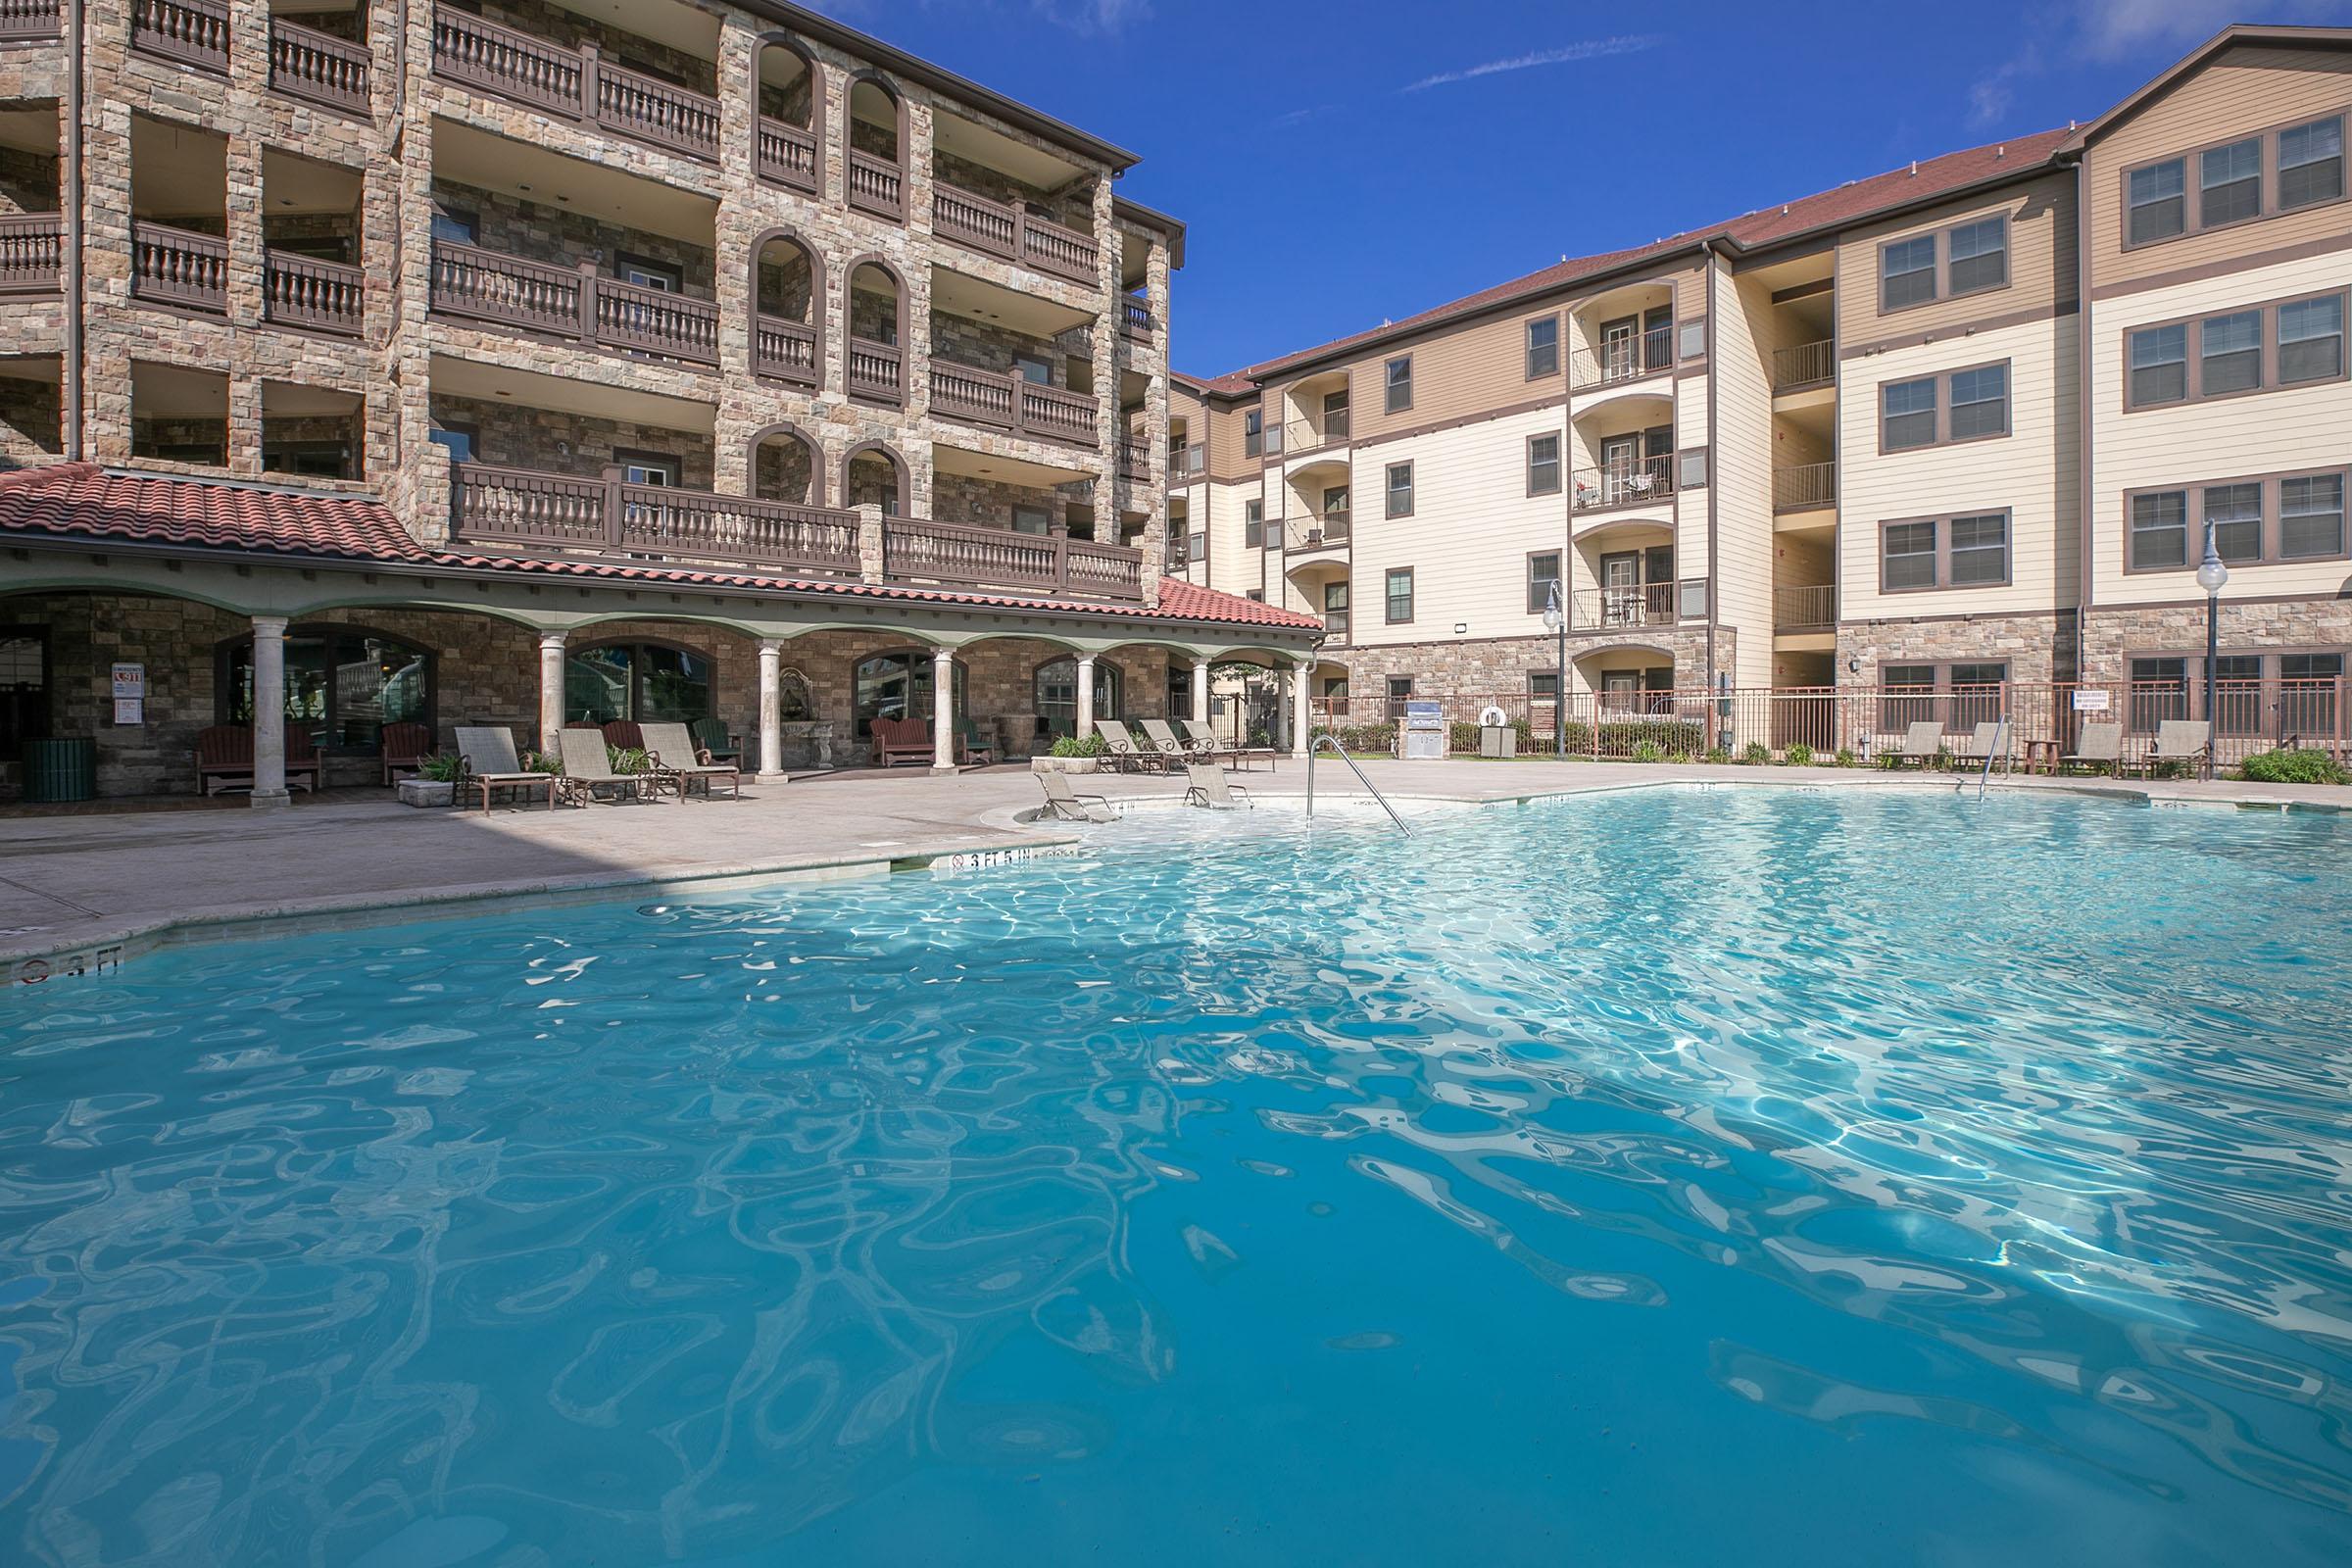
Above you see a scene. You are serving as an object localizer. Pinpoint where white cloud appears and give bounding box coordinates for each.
[1401,35,1665,94]
[1970,0,2352,126]
[1030,0,1152,33]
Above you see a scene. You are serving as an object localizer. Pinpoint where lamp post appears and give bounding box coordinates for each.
[2195,522,2230,781]
[1542,581,1566,757]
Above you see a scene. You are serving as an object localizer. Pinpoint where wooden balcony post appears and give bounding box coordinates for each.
[577,40,600,125]
[601,465,625,551]
[577,260,600,343]
[1050,532,1069,595]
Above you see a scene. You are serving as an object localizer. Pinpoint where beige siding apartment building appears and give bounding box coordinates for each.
[1169,24,2352,751]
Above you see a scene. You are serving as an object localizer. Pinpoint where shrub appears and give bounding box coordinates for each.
[1782,743,1814,768]
[1739,742,1772,766]
[1835,747,1858,768]
[610,745,652,774]
[1049,732,1108,759]
[2239,747,2351,786]
[1703,746,1730,764]
[1629,739,1665,764]
[1311,722,1396,754]
[1449,718,1536,754]
[526,751,563,775]
[416,753,465,784]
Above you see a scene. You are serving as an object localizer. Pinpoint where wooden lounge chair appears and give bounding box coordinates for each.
[639,722,742,800]
[691,716,740,764]
[1036,770,1113,822]
[379,721,432,786]
[600,719,645,753]
[1184,717,1276,770]
[453,725,557,811]
[1140,717,1210,766]
[1895,720,1946,769]
[194,723,321,796]
[958,716,996,766]
[557,727,655,804]
[1950,721,2010,773]
[1182,761,1253,809]
[870,715,932,767]
[2142,719,2212,776]
[1093,719,1160,772]
[2060,721,2126,775]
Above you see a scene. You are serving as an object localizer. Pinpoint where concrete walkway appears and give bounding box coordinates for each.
[2,758,2344,976]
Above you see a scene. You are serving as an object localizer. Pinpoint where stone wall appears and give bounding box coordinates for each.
[261,209,360,263]
[433,179,715,299]
[0,143,57,214]
[929,309,1066,386]
[1836,612,2074,687]
[2082,602,2352,683]
[932,471,1058,531]
[1321,629,1715,697]
[471,0,716,93]
[0,372,61,466]
[431,394,715,489]
[932,148,1091,236]
[752,434,815,503]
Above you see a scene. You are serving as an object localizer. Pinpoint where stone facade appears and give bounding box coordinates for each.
[1836,612,2075,687]
[2082,602,2352,683]
[433,394,717,490]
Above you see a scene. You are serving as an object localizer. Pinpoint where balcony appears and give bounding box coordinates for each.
[129,221,227,315]
[1167,442,1202,481]
[1285,511,1348,554]
[753,314,818,386]
[264,251,365,336]
[1774,583,1837,633]
[452,463,862,576]
[930,362,1097,448]
[1118,437,1147,479]
[431,6,720,164]
[757,117,818,194]
[269,19,369,114]
[848,150,903,220]
[848,338,902,404]
[1570,582,1679,630]
[0,213,62,295]
[0,0,58,40]
[1773,461,1836,514]
[883,516,1144,602]
[931,181,1100,286]
[1120,296,1152,342]
[132,0,227,74]
[1282,412,1348,453]
[1322,609,1349,641]
[1570,454,1675,514]
[429,241,717,367]
[1773,340,1834,393]
[1569,326,1673,392]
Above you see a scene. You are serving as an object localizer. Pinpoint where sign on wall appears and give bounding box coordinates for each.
[2072,689,2112,712]
[111,662,146,726]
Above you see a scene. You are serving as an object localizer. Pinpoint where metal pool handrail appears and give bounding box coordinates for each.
[1977,716,2008,802]
[1306,734,1412,837]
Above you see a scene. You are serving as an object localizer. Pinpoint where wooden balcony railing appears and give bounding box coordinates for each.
[129,220,227,314]
[429,241,716,366]
[1118,438,1147,478]
[756,116,819,193]
[0,0,60,41]
[131,0,228,73]
[0,213,63,294]
[1569,326,1675,391]
[1569,581,1679,630]
[1285,511,1349,552]
[1773,339,1834,392]
[882,516,1144,603]
[928,178,1098,282]
[753,314,818,386]
[848,150,904,220]
[1121,296,1152,342]
[847,336,903,404]
[1773,460,1836,513]
[1570,454,1675,513]
[269,19,369,114]
[431,5,719,162]
[929,362,1098,448]
[1020,212,1097,284]
[1774,583,1837,633]
[451,463,863,576]
[264,250,365,336]
[1282,411,1348,452]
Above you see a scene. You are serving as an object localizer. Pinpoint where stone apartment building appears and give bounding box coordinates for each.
[0,0,1321,799]
[1167,24,2352,753]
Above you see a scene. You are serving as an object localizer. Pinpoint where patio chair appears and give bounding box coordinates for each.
[691,716,741,764]
[1093,718,1161,772]
[1950,721,2010,773]
[870,715,932,767]
[1140,717,1211,765]
[1896,720,1947,769]
[2060,721,2126,775]
[1182,761,1253,810]
[557,727,655,805]
[2142,719,2212,776]
[194,723,321,796]
[379,721,433,786]
[1185,717,1278,771]
[1036,770,1113,822]
[599,719,646,753]
[453,725,558,811]
[958,716,997,766]
[639,722,742,800]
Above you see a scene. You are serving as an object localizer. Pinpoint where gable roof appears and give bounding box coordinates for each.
[2057,24,2352,155]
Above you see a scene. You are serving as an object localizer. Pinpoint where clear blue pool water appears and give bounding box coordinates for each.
[3,787,2352,1566]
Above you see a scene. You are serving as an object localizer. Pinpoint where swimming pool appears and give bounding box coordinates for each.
[3,787,2350,1566]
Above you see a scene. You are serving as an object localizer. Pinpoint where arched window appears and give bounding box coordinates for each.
[749,422,823,506]
[218,623,432,754]
[752,36,822,195]
[1035,656,1120,740]
[855,649,963,739]
[750,233,822,386]
[565,640,713,725]
[843,441,906,516]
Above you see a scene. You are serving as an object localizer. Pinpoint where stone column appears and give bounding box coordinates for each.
[758,639,785,781]
[537,632,566,755]
[1191,660,1210,724]
[1076,654,1098,738]
[1293,659,1313,759]
[250,615,289,808]
[931,645,957,772]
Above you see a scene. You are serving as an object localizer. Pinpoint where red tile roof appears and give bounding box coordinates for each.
[0,464,1322,632]
[1183,127,2073,395]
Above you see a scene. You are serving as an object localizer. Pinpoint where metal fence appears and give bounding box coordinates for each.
[1308,680,2351,768]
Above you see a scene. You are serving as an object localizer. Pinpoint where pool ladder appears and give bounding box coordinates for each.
[1305,735,1412,837]
[1975,717,2008,803]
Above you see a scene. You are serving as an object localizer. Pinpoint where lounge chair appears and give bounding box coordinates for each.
[691,715,740,764]
[1896,720,1947,769]
[194,723,321,795]
[639,722,742,800]
[1140,717,1210,766]
[1036,770,1113,822]
[453,725,558,811]
[1093,719,1160,772]
[2142,719,2212,776]
[2060,721,2126,775]
[600,719,645,753]
[1950,721,2010,773]
[557,727,655,804]
[1182,761,1253,809]
[870,715,931,767]
[958,716,996,766]
[380,721,432,786]
[1184,717,1276,770]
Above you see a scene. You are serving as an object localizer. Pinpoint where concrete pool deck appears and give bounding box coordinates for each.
[3,758,2345,979]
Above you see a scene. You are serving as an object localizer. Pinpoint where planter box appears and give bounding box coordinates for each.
[1030,756,1101,775]
[396,777,456,808]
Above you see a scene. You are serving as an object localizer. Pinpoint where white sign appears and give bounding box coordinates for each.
[112,699,143,725]
[111,663,145,701]
[2072,689,2112,711]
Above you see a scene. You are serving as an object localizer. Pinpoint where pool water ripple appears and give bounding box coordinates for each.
[2,789,2351,1564]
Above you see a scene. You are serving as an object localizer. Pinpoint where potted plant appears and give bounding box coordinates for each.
[1032,732,1108,774]
[397,752,463,808]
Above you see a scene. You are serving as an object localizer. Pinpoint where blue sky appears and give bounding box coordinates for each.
[811,1,2352,376]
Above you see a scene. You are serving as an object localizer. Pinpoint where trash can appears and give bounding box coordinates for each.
[22,736,96,804]
[1480,724,1517,760]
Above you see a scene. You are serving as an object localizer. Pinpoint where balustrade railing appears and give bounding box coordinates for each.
[1118,438,1148,478]
[928,361,1098,447]
[0,213,62,294]
[429,241,715,365]
[431,4,718,161]
[882,516,1144,602]
[753,314,818,385]
[848,150,904,219]
[129,220,227,314]
[1121,296,1152,341]
[847,336,903,403]
[131,0,228,72]
[756,116,819,192]
[451,463,861,576]
[0,0,57,40]
[928,179,1100,283]
[264,250,365,336]
[268,19,369,112]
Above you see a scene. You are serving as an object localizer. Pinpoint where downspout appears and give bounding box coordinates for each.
[62,0,83,460]
[1702,241,1720,693]
[2071,154,2092,681]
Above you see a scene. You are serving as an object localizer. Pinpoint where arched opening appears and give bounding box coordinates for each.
[846,258,905,404]
[753,36,821,194]
[749,422,823,507]
[843,442,906,516]
[846,74,905,220]
[565,638,715,727]
[751,230,822,386]
[217,621,433,755]
[1034,655,1121,741]
[853,647,962,739]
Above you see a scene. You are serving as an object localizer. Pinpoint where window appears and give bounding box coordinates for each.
[2199,137,2262,226]
[1244,409,1262,457]
[1527,433,1561,495]
[430,208,476,246]
[1386,461,1413,517]
[1882,519,1938,591]
[1527,552,1560,614]
[1034,656,1118,740]
[1878,511,2009,592]
[1882,376,1937,450]
[1245,589,1265,602]
[1244,499,1263,549]
[1525,316,1559,379]
[855,650,964,739]
[2283,474,2345,559]
[1948,513,2009,584]
[1880,662,2008,730]
[1881,234,1936,311]
[1947,364,2008,440]
[2278,294,2343,383]
[1528,670,1560,702]
[1947,218,2007,295]
[428,423,476,465]
[1386,567,1414,623]
[2281,652,2344,738]
[1012,355,1052,386]
[2130,323,2188,406]
[1385,676,1414,719]
[1188,529,1206,565]
[2130,489,2189,570]
[1384,356,1412,414]
[1010,505,1051,535]
[2278,115,2344,210]
[615,253,682,293]
[2200,310,2262,395]
[2128,158,2186,244]
[2203,483,2263,563]
[1322,580,1349,636]
[221,625,431,754]
[2128,657,2190,734]
[1880,663,1938,729]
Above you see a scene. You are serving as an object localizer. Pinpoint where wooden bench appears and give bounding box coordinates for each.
[870,715,932,767]
[195,723,322,795]
[380,721,432,785]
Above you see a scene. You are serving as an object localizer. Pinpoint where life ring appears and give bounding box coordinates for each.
[1477,706,1508,727]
